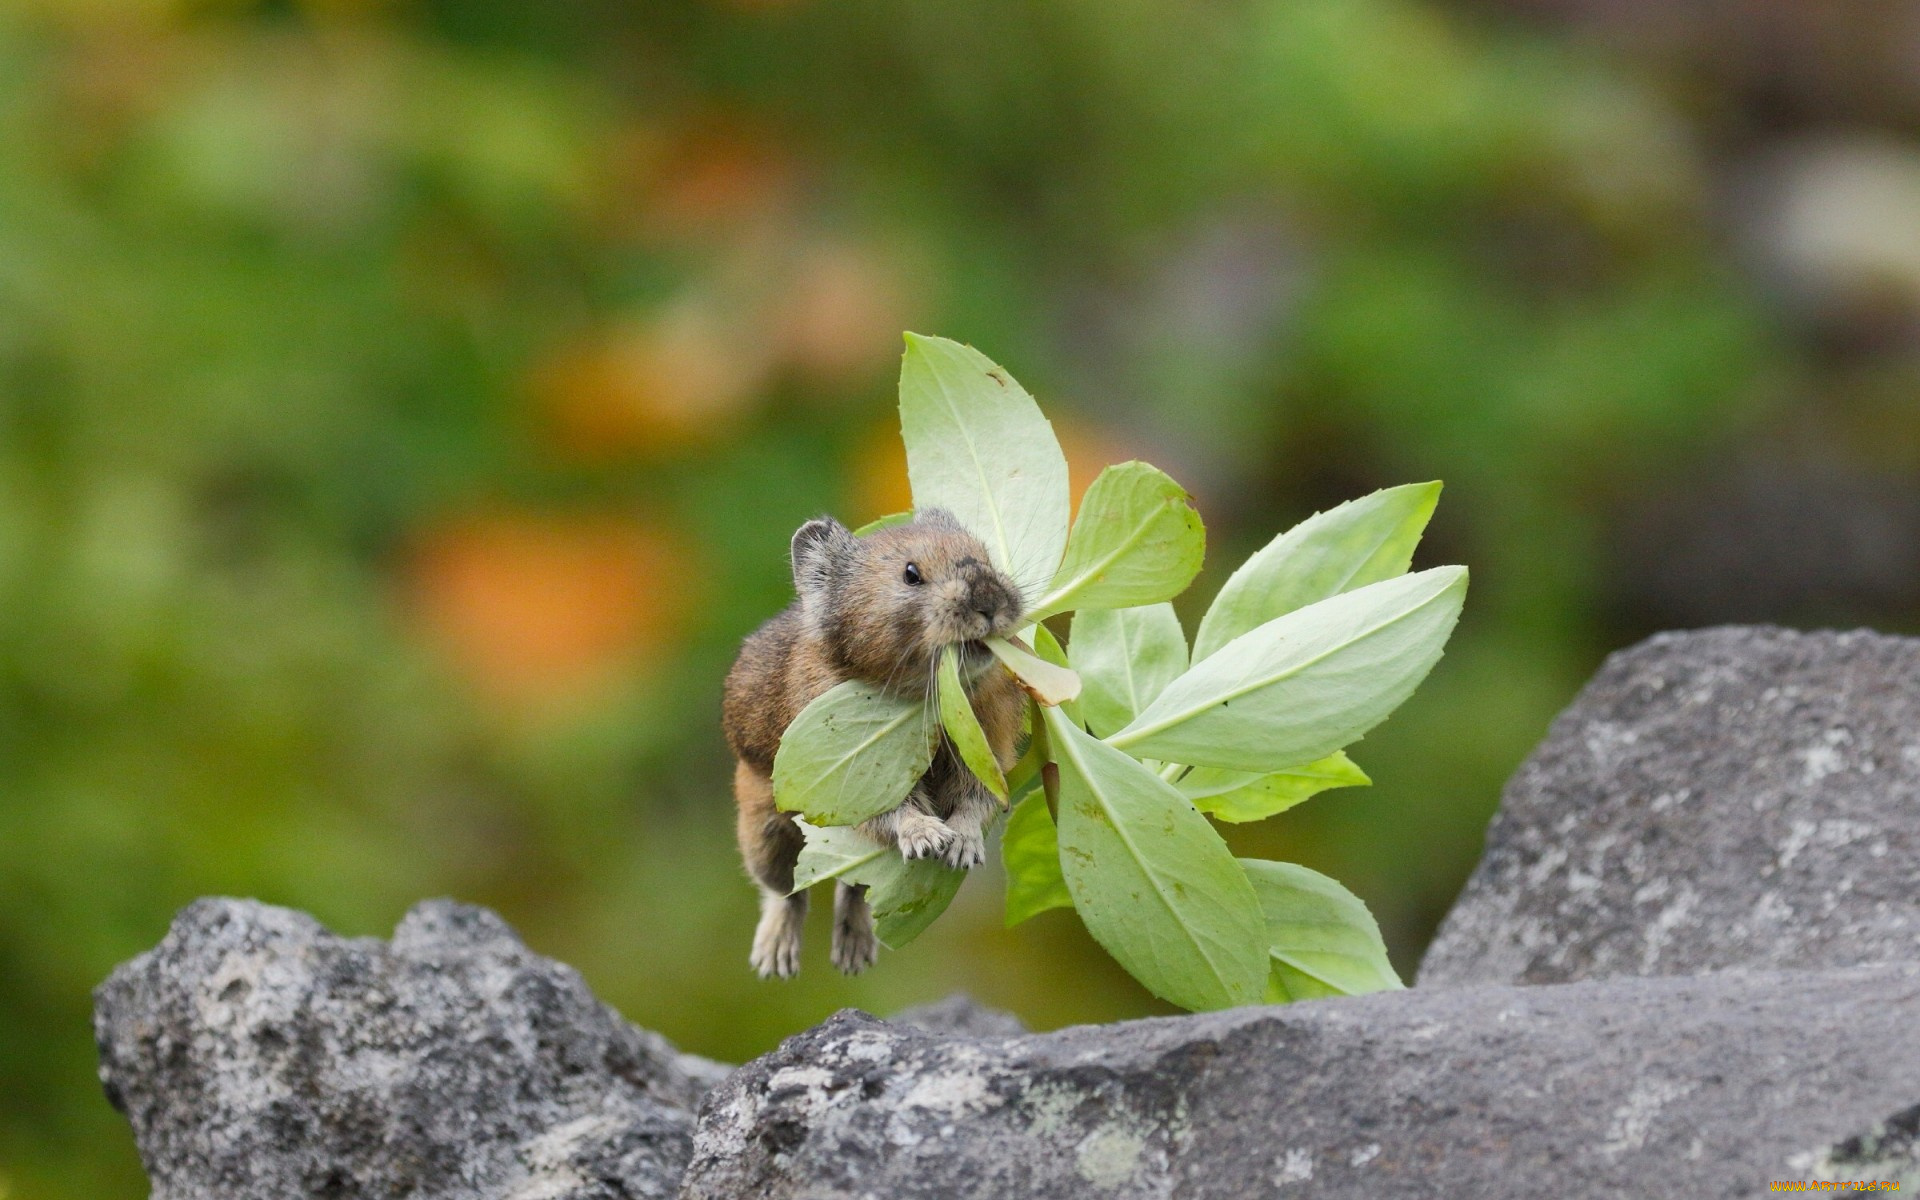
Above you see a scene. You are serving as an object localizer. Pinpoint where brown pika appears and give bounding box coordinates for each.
[722,509,1027,979]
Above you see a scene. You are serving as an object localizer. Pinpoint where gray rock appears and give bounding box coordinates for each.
[1420,626,1920,987]
[888,994,1027,1038]
[101,626,1920,1198]
[94,897,728,1200]
[1791,1103,1920,1189]
[681,963,1920,1200]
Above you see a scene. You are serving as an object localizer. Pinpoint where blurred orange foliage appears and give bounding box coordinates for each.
[406,512,694,708]
[645,123,796,240]
[531,303,771,458]
[774,241,909,385]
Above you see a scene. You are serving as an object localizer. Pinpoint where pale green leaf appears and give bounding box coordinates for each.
[1266,961,1343,1002]
[1070,603,1188,739]
[1028,621,1071,669]
[851,511,912,537]
[1030,462,1204,620]
[899,333,1070,598]
[938,645,1007,801]
[1001,791,1072,926]
[1025,623,1082,724]
[870,861,968,948]
[1179,752,1370,823]
[772,680,937,825]
[791,821,967,948]
[986,635,1081,706]
[790,819,889,892]
[1193,482,1441,663]
[1046,706,1267,1011]
[1109,567,1467,773]
[1240,858,1403,998]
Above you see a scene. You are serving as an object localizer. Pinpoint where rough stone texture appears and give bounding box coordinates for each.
[99,625,1920,1199]
[1420,626,1920,987]
[887,994,1027,1038]
[94,897,727,1200]
[683,963,1920,1200]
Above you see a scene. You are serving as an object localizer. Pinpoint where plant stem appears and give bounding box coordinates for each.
[1029,698,1059,821]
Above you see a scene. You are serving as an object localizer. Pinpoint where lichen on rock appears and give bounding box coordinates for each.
[1421,626,1920,986]
[91,627,1920,1200]
[94,897,725,1200]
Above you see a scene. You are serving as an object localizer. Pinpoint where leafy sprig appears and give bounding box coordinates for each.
[772,333,1466,1011]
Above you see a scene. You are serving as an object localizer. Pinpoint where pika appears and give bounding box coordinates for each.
[723,509,1027,978]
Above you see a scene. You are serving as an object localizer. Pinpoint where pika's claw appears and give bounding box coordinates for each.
[832,881,879,974]
[750,925,801,979]
[750,892,805,979]
[895,809,957,861]
[750,942,799,980]
[941,826,987,870]
[832,914,879,974]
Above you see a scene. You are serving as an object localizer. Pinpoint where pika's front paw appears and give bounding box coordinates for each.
[941,826,987,870]
[895,810,956,862]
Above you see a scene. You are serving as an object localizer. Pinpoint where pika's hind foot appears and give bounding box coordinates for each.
[831,882,879,975]
[749,888,806,979]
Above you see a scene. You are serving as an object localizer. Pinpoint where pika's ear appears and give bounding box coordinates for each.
[791,517,855,599]
[916,507,963,531]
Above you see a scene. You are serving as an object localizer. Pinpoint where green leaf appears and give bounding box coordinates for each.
[1070,603,1188,739]
[792,821,967,948]
[899,333,1070,598]
[870,862,968,948]
[1109,567,1466,773]
[1025,623,1082,724]
[1192,482,1441,663]
[851,511,913,537]
[1266,962,1343,1003]
[1179,753,1370,823]
[772,680,937,826]
[1240,858,1403,998]
[1030,462,1205,620]
[986,635,1082,706]
[1001,791,1072,926]
[1029,621,1071,669]
[938,645,1008,801]
[1005,699,1043,795]
[1045,705,1267,1011]
[790,819,889,891]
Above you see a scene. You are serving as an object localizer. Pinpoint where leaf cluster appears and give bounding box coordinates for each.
[774,334,1466,1011]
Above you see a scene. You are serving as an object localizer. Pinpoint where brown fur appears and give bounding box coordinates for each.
[722,510,1028,978]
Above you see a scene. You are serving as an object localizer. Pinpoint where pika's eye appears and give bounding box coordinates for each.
[903,562,923,586]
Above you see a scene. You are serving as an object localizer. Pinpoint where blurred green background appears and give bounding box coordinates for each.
[7,0,1920,1192]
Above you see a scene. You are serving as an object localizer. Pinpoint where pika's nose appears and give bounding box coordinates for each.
[959,563,1021,634]
[966,582,1012,631]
